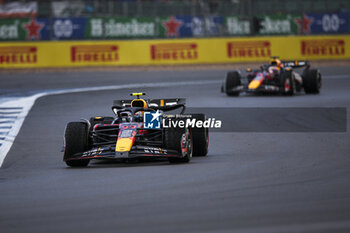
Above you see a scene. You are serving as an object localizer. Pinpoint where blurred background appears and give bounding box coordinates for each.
[0,0,349,41]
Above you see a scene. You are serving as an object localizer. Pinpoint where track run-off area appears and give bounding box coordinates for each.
[0,66,350,233]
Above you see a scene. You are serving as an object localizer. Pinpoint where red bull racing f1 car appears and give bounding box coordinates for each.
[63,93,209,167]
[222,57,321,96]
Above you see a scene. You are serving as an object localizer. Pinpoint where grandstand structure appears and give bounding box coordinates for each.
[27,0,350,17]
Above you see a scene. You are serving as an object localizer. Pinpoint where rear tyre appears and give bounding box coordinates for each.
[280,71,295,96]
[164,120,192,163]
[303,69,321,94]
[64,122,90,167]
[189,114,209,157]
[225,71,241,96]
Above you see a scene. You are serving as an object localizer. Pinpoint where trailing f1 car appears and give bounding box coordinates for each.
[63,93,209,167]
[221,57,321,96]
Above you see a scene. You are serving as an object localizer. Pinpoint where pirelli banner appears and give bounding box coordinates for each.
[0,35,349,68]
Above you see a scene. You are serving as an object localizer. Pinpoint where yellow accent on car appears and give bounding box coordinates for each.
[95,117,102,119]
[160,99,164,106]
[270,58,283,67]
[248,80,261,89]
[131,99,148,108]
[131,92,145,96]
[115,138,134,152]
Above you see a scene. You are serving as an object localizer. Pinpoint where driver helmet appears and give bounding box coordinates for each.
[131,99,148,108]
[270,58,284,69]
[119,111,132,122]
[131,99,148,122]
[134,111,143,122]
[268,66,279,78]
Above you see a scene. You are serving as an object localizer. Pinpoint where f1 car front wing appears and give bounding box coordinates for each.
[64,145,182,161]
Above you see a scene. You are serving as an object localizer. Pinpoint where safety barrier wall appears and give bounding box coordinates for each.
[0,35,349,68]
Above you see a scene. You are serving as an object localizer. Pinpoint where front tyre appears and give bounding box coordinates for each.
[303,69,321,94]
[164,122,192,163]
[189,114,209,157]
[225,71,241,96]
[64,122,90,167]
[280,71,295,96]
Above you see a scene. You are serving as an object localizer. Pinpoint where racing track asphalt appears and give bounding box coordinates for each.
[0,66,350,233]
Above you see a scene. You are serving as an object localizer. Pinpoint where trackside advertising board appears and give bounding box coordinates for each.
[52,18,87,40]
[85,17,156,39]
[1,13,348,41]
[255,14,300,35]
[0,18,50,41]
[0,35,349,68]
[302,13,349,34]
[158,16,224,38]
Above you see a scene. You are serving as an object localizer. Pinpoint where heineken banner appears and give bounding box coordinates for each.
[85,17,155,38]
[52,18,87,40]
[158,16,224,38]
[85,17,104,38]
[0,18,50,41]
[0,14,349,41]
[256,15,299,35]
[298,13,349,34]
[226,16,250,35]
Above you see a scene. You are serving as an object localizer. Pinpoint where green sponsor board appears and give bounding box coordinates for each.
[0,19,26,40]
[158,17,170,38]
[0,18,49,40]
[105,17,155,38]
[225,16,250,35]
[85,17,155,38]
[258,14,299,35]
[85,17,104,38]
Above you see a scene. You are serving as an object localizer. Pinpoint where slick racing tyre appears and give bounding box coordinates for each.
[189,114,209,157]
[280,71,295,96]
[64,122,90,167]
[225,71,241,96]
[302,69,321,94]
[164,120,192,163]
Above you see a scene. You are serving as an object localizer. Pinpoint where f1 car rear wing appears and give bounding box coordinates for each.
[113,98,186,108]
[149,98,186,107]
[282,60,310,69]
